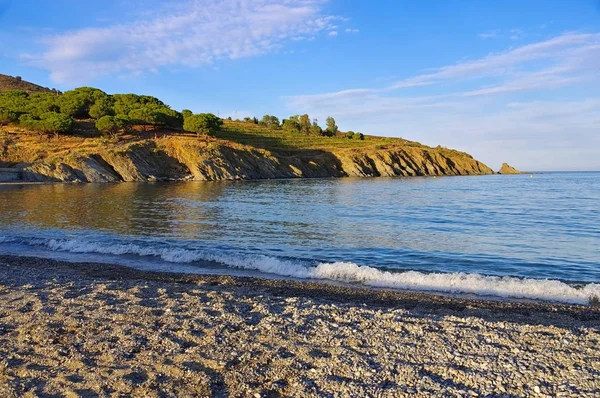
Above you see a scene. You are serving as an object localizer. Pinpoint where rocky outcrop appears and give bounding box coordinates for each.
[3,139,494,183]
[498,163,520,175]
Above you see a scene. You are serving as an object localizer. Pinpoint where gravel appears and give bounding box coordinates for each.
[0,255,599,397]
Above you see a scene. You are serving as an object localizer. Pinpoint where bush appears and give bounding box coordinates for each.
[96,115,131,137]
[89,96,115,119]
[20,113,74,137]
[0,108,18,127]
[182,109,193,120]
[26,92,60,118]
[39,113,74,136]
[0,90,29,113]
[345,131,355,139]
[183,113,222,137]
[353,132,364,140]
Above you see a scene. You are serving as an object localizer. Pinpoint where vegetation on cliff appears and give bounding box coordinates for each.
[0,75,494,182]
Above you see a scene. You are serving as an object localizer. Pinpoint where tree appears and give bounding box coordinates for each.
[25,92,60,117]
[129,107,162,129]
[183,113,223,137]
[0,108,18,128]
[310,123,323,136]
[96,116,119,137]
[89,96,115,119]
[325,116,338,136]
[260,115,280,128]
[182,109,193,120]
[0,90,29,113]
[299,114,311,134]
[59,87,108,118]
[38,113,74,137]
[20,113,74,138]
[282,117,300,133]
[96,115,132,137]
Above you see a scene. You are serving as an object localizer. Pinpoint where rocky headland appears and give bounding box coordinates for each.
[0,130,494,183]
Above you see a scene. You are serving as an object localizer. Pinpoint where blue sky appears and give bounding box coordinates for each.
[1,0,599,171]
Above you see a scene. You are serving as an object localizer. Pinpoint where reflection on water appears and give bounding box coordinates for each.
[1,173,599,282]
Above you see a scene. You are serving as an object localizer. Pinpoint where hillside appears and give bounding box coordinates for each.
[0,123,493,182]
[0,74,55,94]
[0,77,494,182]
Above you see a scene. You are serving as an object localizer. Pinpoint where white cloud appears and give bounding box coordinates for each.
[478,30,499,39]
[29,0,339,83]
[285,32,600,170]
[345,28,359,33]
[328,31,338,37]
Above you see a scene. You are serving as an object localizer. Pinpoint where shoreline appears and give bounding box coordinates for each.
[2,255,600,396]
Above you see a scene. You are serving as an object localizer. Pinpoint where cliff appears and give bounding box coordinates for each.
[0,126,494,183]
[498,163,520,175]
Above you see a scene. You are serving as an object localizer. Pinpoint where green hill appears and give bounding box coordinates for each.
[0,76,494,182]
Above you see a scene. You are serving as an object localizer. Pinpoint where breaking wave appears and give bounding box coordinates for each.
[1,236,599,305]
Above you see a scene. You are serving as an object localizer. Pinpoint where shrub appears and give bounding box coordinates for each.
[182,109,193,120]
[20,112,74,137]
[39,113,74,136]
[96,115,131,137]
[345,131,355,139]
[0,108,18,128]
[353,132,365,140]
[89,96,115,119]
[0,90,29,113]
[26,92,60,117]
[183,113,223,137]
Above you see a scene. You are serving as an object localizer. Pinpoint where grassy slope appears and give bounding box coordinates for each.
[0,74,476,164]
[1,119,476,168]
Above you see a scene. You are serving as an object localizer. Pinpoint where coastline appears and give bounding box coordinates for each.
[1,255,599,396]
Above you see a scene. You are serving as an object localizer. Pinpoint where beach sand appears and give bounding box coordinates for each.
[0,255,599,397]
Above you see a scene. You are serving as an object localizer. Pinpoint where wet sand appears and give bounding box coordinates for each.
[1,255,599,397]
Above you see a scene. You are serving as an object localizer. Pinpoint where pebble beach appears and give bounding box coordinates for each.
[1,255,599,397]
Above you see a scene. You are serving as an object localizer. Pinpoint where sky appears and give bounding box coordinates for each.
[1,0,599,171]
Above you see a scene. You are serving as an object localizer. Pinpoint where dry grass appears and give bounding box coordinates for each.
[0,74,52,94]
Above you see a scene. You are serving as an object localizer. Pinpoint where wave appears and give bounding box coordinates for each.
[1,236,599,305]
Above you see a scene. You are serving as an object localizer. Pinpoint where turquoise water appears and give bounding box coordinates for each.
[1,172,599,304]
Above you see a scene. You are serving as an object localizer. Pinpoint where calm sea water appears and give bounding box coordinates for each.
[1,173,599,304]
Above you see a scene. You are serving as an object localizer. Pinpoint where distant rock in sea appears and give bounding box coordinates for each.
[498,163,520,174]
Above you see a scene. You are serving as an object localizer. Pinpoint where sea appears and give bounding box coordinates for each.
[1,172,599,305]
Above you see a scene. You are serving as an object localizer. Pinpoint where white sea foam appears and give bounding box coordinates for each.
[4,237,600,305]
[310,262,600,305]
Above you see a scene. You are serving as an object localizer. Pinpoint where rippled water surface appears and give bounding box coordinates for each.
[1,173,599,304]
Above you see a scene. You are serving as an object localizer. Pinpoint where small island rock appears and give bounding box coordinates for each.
[498,163,520,174]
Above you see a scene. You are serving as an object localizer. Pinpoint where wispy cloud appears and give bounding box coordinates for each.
[27,0,339,83]
[328,31,338,37]
[478,29,500,39]
[286,32,600,170]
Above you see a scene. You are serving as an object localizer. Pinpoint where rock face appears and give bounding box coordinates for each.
[498,163,520,175]
[3,139,494,183]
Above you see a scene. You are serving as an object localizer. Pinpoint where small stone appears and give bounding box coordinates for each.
[534,386,541,394]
